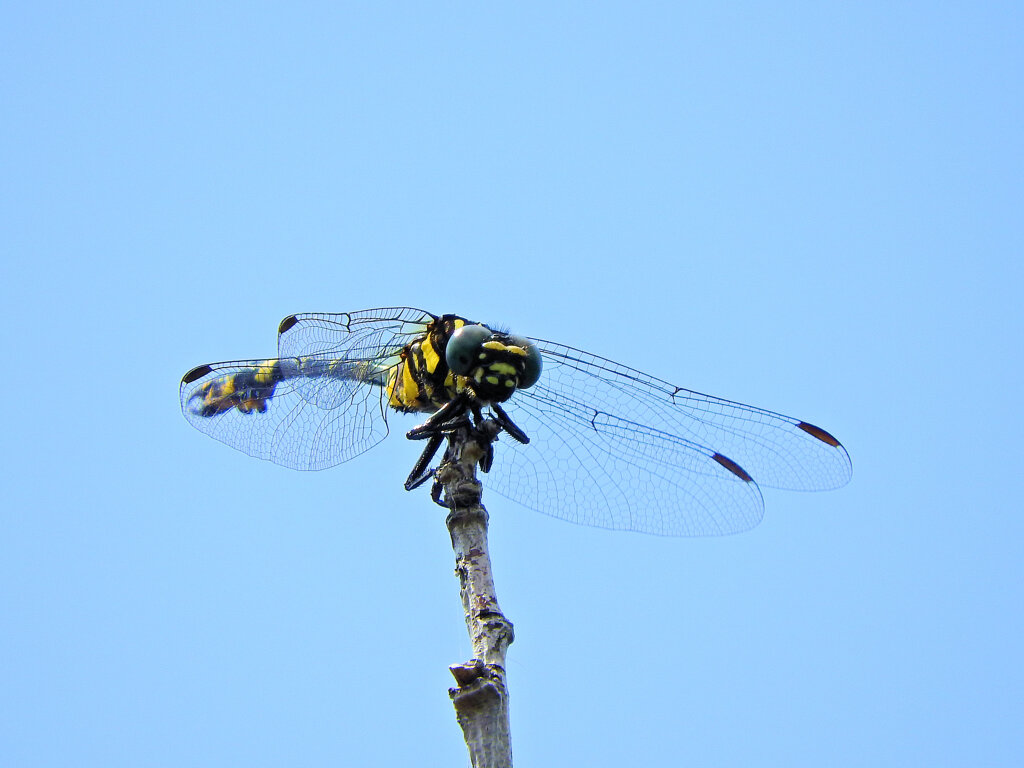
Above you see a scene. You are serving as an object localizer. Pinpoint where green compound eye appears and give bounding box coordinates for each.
[512,335,542,389]
[446,324,492,374]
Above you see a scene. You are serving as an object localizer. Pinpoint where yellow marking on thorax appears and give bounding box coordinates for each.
[386,357,421,410]
[431,319,467,374]
[386,367,402,408]
[401,357,418,401]
[422,335,442,373]
[386,319,469,412]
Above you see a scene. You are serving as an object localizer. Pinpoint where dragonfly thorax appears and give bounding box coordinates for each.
[382,316,540,414]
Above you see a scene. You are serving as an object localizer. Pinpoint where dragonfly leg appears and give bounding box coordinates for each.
[406,395,526,498]
[405,432,445,491]
[430,474,448,507]
[406,392,472,440]
[478,439,495,474]
[490,403,529,444]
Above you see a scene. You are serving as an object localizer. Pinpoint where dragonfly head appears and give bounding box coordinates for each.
[446,323,542,403]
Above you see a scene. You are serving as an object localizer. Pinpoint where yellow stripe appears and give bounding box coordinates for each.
[422,335,441,373]
[402,359,418,403]
[386,368,402,408]
[482,340,527,356]
[254,361,277,384]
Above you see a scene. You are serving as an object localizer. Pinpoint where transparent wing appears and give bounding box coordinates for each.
[179,308,435,470]
[277,307,437,359]
[480,340,851,536]
[485,390,766,536]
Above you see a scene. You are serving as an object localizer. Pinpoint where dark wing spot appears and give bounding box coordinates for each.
[713,453,754,483]
[797,421,842,447]
[182,364,213,384]
[278,315,299,334]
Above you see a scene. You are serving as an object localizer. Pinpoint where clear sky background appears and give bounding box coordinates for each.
[2,2,1021,766]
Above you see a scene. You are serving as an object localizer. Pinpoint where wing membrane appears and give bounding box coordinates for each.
[474,339,850,535]
[487,384,766,535]
[278,307,436,359]
[180,308,434,471]
[530,340,852,491]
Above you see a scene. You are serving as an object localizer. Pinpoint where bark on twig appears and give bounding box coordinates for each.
[438,422,514,768]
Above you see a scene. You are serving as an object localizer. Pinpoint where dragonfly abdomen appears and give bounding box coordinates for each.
[183,361,282,416]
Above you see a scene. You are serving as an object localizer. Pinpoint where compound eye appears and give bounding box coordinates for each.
[446,324,492,374]
[513,336,542,389]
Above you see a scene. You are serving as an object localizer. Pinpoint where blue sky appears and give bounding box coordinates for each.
[2,2,1022,765]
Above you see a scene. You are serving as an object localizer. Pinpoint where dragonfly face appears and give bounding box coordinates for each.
[443,321,542,402]
[180,307,852,536]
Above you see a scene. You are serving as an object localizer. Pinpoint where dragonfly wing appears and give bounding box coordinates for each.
[530,340,853,492]
[277,307,437,359]
[483,380,763,536]
[180,309,435,471]
[180,356,393,470]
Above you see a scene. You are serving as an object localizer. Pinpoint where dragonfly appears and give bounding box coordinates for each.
[180,307,851,536]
